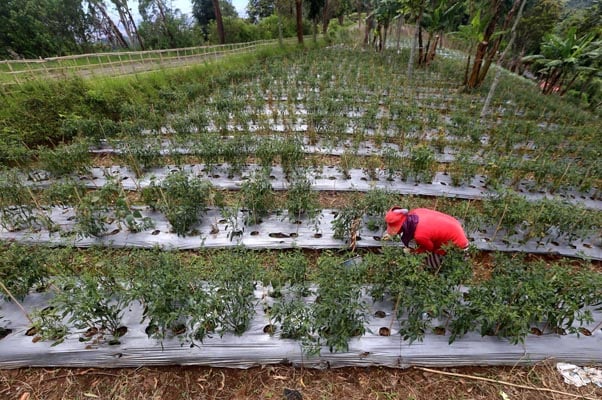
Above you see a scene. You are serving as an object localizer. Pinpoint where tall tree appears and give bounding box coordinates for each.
[88,0,130,49]
[0,0,90,58]
[110,0,145,49]
[481,0,528,117]
[192,0,236,40]
[212,0,226,43]
[296,0,304,43]
[247,0,276,23]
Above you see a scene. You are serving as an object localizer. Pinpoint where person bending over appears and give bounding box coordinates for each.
[384,206,469,269]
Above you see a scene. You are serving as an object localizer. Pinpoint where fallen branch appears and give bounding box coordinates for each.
[415,367,598,400]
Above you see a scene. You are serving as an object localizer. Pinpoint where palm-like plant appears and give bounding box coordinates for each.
[523,29,600,95]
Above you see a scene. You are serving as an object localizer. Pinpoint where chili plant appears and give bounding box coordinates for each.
[142,172,212,236]
[311,254,367,353]
[50,271,128,345]
[285,173,321,229]
[0,243,50,301]
[36,140,91,178]
[128,250,219,342]
[209,248,260,335]
[240,172,274,225]
[0,170,54,232]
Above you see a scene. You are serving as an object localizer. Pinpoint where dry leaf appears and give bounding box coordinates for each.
[19,393,31,400]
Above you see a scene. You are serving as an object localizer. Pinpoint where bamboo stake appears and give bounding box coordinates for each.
[415,367,599,400]
[0,280,33,324]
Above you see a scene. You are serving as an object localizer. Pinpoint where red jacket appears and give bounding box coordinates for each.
[410,208,469,255]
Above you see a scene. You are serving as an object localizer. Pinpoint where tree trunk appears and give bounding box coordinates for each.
[322,0,330,34]
[396,16,403,51]
[382,21,389,51]
[421,35,430,65]
[418,26,424,64]
[90,2,129,49]
[157,0,176,48]
[481,0,527,118]
[212,0,225,44]
[477,0,522,85]
[124,3,145,50]
[296,0,304,44]
[407,9,422,81]
[426,34,439,65]
[364,13,373,47]
[466,0,503,89]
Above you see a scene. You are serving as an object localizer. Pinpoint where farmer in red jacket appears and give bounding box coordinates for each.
[384,206,469,269]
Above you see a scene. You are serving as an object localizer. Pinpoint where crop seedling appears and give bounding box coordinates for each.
[128,250,218,342]
[210,248,260,335]
[116,135,162,178]
[0,243,50,302]
[408,145,436,183]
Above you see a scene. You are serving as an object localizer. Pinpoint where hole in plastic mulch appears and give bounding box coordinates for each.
[290,233,298,238]
[374,310,386,318]
[25,326,37,336]
[578,327,592,336]
[314,233,322,238]
[250,231,259,236]
[373,236,381,241]
[263,324,276,334]
[151,230,161,235]
[433,326,446,335]
[269,232,289,238]
[0,328,13,340]
[530,327,543,336]
[378,327,391,336]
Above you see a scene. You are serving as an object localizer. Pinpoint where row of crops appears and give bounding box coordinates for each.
[1,43,601,366]
[1,169,600,256]
[1,245,601,355]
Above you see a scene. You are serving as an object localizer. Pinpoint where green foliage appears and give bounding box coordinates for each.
[209,248,260,335]
[240,172,274,225]
[285,173,320,226]
[75,178,154,238]
[311,254,367,353]
[450,254,602,344]
[408,145,436,182]
[50,272,128,344]
[0,169,54,232]
[0,243,50,301]
[36,140,91,177]
[142,172,212,236]
[128,250,219,342]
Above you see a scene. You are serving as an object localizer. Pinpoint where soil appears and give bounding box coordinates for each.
[1,363,601,400]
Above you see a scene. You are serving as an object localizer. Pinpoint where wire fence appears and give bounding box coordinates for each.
[0,37,306,84]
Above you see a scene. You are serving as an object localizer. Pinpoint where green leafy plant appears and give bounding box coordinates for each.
[240,172,274,225]
[36,140,91,178]
[310,254,367,353]
[0,243,50,301]
[408,145,436,182]
[0,170,54,232]
[128,250,219,342]
[50,272,128,345]
[75,178,153,237]
[142,171,212,236]
[285,172,321,228]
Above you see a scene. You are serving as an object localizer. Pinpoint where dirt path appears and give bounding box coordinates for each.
[1,363,601,399]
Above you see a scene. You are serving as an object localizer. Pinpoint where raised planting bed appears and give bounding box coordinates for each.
[0,207,600,260]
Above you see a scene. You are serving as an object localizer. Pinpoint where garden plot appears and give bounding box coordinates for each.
[1,45,601,373]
